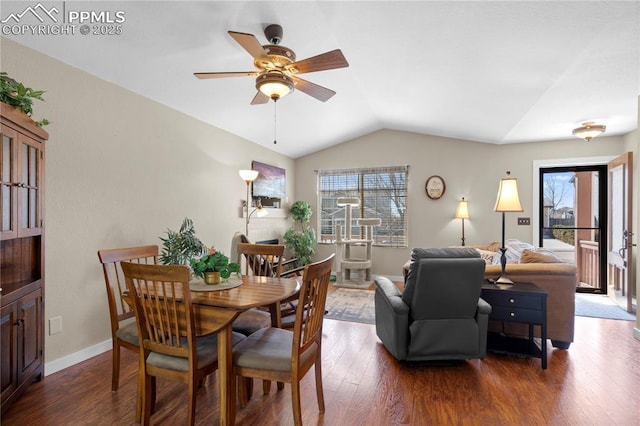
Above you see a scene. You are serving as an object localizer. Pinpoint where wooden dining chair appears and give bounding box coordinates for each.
[238,242,285,277]
[121,262,245,426]
[236,242,305,329]
[232,254,335,426]
[231,243,287,337]
[230,232,303,279]
[232,242,288,396]
[97,246,158,387]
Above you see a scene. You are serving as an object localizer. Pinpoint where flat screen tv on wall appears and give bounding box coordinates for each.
[252,161,286,203]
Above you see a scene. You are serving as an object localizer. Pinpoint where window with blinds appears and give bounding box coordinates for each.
[317,165,408,247]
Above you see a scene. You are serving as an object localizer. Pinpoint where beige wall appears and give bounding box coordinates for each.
[295,129,626,278]
[1,38,294,365]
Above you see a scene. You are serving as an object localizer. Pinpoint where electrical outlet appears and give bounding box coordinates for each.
[49,316,62,335]
[517,217,531,226]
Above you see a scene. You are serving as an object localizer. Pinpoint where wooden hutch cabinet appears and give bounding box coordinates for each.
[0,103,47,413]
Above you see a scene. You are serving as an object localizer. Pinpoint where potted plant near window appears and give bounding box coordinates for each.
[284,201,316,266]
[190,249,240,285]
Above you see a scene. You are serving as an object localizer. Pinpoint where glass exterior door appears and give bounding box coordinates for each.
[539,165,607,293]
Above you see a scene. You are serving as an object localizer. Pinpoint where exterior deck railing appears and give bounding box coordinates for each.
[578,240,599,288]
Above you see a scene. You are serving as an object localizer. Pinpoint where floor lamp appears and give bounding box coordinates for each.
[494,171,523,284]
[239,169,260,236]
[454,197,469,246]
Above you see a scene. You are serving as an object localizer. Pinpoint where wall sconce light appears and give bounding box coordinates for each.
[494,171,523,284]
[242,199,268,235]
[454,197,470,246]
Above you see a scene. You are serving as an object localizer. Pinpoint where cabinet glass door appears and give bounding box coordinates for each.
[1,128,18,239]
[18,135,41,237]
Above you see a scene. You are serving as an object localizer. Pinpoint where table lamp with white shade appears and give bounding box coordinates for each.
[454,197,470,246]
[494,171,523,284]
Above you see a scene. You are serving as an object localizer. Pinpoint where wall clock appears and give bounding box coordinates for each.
[425,175,446,200]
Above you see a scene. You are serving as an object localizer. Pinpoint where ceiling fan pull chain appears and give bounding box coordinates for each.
[273,100,277,144]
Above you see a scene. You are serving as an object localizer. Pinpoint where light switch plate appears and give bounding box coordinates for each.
[517,217,531,226]
[49,316,62,335]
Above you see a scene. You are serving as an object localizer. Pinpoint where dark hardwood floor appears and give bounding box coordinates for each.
[3,311,640,424]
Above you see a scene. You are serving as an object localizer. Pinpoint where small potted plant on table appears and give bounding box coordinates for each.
[190,248,240,285]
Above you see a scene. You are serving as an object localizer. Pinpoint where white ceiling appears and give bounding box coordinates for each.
[4,1,639,158]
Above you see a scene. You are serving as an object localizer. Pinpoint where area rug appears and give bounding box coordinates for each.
[323,289,636,325]
[575,293,636,321]
[325,288,375,324]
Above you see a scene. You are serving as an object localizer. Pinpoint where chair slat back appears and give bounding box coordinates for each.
[97,245,159,332]
[292,254,335,356]
[121,262,194,360]
[236,243,285,278]
[230,232,250,266]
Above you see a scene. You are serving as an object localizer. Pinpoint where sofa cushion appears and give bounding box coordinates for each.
[472,242,500,252]
[491,239,535,264]
[475,249,498,265]
[520,248,562,264]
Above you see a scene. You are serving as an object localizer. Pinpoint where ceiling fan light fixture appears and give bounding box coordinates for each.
[256,71,294,101]
[572,121,606,142]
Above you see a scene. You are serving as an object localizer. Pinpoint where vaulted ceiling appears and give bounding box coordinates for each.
[4,1,639,158]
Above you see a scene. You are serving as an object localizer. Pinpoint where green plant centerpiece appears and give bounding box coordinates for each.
[159,217,206,265]
[0,72,50,127]
[284,200,316,266]
[190,249,240,284]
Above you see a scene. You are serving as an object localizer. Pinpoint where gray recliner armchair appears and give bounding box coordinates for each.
[374,248,492,362]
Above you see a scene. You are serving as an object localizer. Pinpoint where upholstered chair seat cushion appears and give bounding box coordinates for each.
[115,321,139,346]
[147,332,246,372]
[233,327,318,372]
[232,309,272,336]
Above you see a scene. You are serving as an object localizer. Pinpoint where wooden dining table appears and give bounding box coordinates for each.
[189,275,300,425]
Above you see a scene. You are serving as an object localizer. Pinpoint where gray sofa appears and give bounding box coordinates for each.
[374,248,491,362]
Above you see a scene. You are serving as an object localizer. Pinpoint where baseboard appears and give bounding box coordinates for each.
[45,339,111,377]
[634,327,640,341]
[334,280,373,289]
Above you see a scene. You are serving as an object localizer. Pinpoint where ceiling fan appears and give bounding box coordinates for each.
[194,24,349,104]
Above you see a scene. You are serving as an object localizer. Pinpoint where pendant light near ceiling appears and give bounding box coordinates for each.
[572,121,606,142]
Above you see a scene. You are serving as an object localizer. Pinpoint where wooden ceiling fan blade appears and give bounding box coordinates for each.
[290,76,336,102]
[250,91,270,105]
[287,49,349,74]
[228,31,267,59]
[194,71,258,79]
